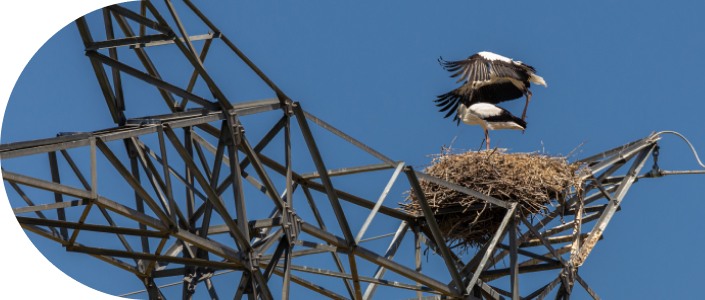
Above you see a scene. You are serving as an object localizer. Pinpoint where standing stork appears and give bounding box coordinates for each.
[458,102,527,151]
[435,51,547,122]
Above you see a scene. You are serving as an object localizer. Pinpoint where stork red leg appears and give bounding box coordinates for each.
[521,90,532,122]
[484,129,490,151]
[521,90,532,134]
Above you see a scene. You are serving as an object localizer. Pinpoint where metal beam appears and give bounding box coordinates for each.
[404,167,464,295]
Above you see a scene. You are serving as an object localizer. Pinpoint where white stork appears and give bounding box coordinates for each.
[435,51,547,122]
[458,102,527,151]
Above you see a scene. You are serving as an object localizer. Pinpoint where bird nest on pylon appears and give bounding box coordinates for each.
[400,147,586,252]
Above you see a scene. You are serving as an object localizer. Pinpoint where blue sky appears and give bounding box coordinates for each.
[1,0,705,299]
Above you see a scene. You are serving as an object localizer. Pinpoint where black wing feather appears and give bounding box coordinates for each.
[482,107,527,129]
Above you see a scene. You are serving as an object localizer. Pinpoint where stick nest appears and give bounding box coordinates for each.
[400,148,586,251]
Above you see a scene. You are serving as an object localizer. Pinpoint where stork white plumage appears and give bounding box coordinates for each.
[435,51,547,122]
[458,103,527,150]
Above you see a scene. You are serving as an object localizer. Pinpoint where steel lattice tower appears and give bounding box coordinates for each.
[2,1,702,299]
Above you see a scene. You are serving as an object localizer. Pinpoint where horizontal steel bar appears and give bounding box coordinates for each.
[415,171,510,208]
[521,233,600,248]
[12,199,89,214]
[300,162,399,180]
[273,264,439,294]
[0,139,91,160]
[249,153,414,222]
[0,132,91,152]
[359,229,413,243]
[479,262,563,279]
[86,33,174,51]
[16,217,169,238]
[204,218,282,235]
[131,32,219,49]
[496,244,560,265]
[67,246,244,270]
[2,170,92,199]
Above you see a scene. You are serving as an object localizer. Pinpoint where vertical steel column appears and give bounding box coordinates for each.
[509,219,519,300]
[414,225,423,300]
[185,127,195,218]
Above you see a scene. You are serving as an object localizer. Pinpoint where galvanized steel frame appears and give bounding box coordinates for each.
[0,1,678,299]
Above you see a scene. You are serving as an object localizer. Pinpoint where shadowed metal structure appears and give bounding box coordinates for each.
[3,1,703,299]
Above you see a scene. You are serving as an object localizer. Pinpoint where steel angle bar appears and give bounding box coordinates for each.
[110,12,177,111]
[465,204,517,294]
[358,229,413,243]
[578,138,643,164]
[0,139,91,160]
[406,166,464,293]
[162,126,252,252]
[299,223,457,297]
[509,220,519,300]
[496,244,560,265]
[151,133,175,224]
[271,264,440,294]
[485,184,618,272]
[535,276,562,300]
[0,132,91,152]
[106,4,172,34]
[129,137,180,223]
[519,215,568,267]
[95,139,175,228]
[67,246,243,271]
[300,161,399,180]
[362,221,410,300]
[205,218,282,235]
[575,274,601,300]
[16,217,169,238]
[414,171,510,208]
[132,32,219,49]
[74,17,120,123]
[86,33,174,51]
[182,0,290,103]
[85,51,219,110]
[582,133,659,178]
[179,37,213,109]
[574,144,656,267]
[98,126,159,143]
[133,139,208,204]
[356,162,405,243]
[60,148,92,191]
[164,0,233,111]
[302,110,395,166]
[2,170,92,199]
[93,196,168,231]
[48,151,70,239]
[480,262,563,279]
[301,186,356,299]
[302,176,414,222]
[294,104,357,245]
[270,269,350,300]
[20,224,143,276]
[12,199,89,215]
[233,148,413,222]
[9,182,62,237]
